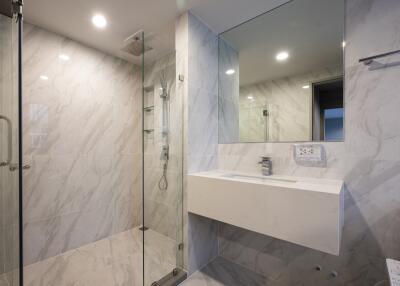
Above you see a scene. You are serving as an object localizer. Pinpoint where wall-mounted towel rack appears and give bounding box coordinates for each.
[359,49,400,66]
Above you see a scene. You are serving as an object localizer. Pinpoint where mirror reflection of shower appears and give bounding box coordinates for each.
[263,107,269,141]
[158,68,170,190]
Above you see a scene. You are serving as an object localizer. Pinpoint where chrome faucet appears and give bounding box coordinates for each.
[258,156,272,176]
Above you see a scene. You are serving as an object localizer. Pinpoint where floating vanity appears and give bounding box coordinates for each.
[188,170,344,255]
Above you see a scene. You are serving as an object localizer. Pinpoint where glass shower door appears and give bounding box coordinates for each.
[0,6,21,286]
[142,34,185,285]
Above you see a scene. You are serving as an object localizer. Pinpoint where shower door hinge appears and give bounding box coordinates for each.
[178,75,184,82]
[178,243,184,250]
[12,0,23,18]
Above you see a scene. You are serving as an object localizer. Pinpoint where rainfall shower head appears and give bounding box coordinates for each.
[121,30,154,57]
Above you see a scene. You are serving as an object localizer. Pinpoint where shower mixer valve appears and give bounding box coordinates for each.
[160,87,168,98]
[161,146,169,161]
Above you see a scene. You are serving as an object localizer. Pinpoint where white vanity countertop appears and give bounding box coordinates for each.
[190,170,344,195]
[188,169,344,255]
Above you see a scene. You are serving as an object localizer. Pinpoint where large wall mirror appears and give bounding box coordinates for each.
[218,0,345,143]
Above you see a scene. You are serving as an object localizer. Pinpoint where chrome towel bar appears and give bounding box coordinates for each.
[359,49,400,65]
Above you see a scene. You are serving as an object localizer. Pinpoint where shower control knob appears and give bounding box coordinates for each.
[8,163,31,171]
[329,271,338,279]
[9,163,18,171]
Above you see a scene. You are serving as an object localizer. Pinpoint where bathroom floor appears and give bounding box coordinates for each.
[1,228,267,286]
[181,257,269,286]
[19,227,177,286]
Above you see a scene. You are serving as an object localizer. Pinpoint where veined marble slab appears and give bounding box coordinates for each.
[188,170,344,255]
[23,227,177,286]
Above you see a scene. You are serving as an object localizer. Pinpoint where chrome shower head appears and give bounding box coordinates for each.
[121,30,153,57]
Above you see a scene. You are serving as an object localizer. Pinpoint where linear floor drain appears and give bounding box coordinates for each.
[151,268,187,286]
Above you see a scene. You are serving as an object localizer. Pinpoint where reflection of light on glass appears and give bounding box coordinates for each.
[302,85,310,89]
[30,104,49,123]
[225,69,235,75]
[276,51,289,61]
[29,104,49,149]
[342,41,346,48]
[59,54,70,61]
[40,75,49,80]
[30,133,48,149]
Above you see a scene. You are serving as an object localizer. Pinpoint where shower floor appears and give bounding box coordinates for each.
[20,227,177,286]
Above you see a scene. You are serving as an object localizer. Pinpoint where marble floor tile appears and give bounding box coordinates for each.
[0,272,11,286]
[0,269,18,286]
[181,257,272,286]
[23,227,177,286]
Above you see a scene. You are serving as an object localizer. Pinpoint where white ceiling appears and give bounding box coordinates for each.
[220,0,344,86]
[23,0,289,64]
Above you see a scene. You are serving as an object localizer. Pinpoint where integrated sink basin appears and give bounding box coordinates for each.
[188,170,344,255]
[222,173,297,183]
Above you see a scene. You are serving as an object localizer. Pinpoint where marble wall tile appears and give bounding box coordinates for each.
[22,23,142,266]
[187,214,219,276]
[176,11,220,274]
[217,0,400,285]
[187,12,220,274]
[187,12,219,166]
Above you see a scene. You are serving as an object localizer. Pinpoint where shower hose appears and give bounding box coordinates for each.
[158,160,168,190]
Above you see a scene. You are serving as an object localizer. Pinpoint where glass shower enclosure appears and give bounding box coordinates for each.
[0,1,22,285]
[142,36,186,286]
[0,4,185,285]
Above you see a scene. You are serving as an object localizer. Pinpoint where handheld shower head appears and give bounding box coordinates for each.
[159,69,169,99]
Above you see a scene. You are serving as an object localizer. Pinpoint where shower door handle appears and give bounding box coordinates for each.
[0,114,12,167]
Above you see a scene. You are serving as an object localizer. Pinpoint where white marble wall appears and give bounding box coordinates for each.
[22,23,142,266]
[176,12,219,274]
[217,0,400,284]
[239,67,342,142]
[218,39,240,143]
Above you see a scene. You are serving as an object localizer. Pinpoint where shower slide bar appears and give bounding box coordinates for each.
[359,49,400,65]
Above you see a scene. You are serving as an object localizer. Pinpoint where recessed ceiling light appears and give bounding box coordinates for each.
[302,85,310,89]
[276,51,289,61]
[225,69,235,75]
[58,54,70,61]
[40,75,49,80]
[92,14,107,29]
